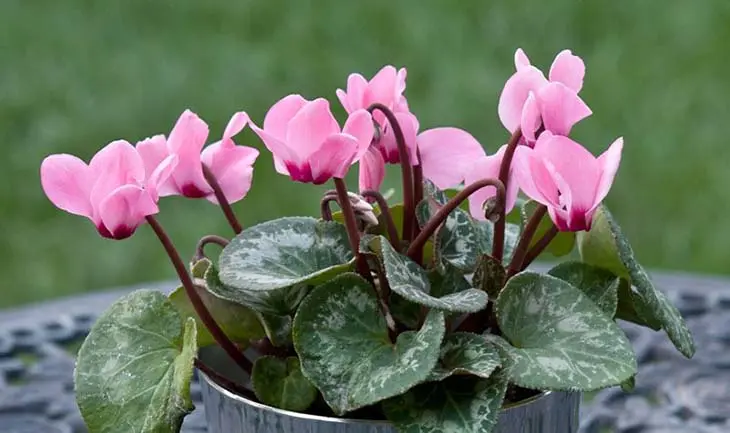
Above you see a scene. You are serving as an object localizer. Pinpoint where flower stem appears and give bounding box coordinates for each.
[145,215,253,375]
[520,223,559,271]
[361,189,400,248]
[367,103,415,245]
[193,234,229,262]
[371,261,397,342]
[410,155,425,263]
[492,128,522,262]
[506,204,547,278]
[320,193,337,221]
[202,164,243,235]
[406,178,506,259]
[333,178,372,281]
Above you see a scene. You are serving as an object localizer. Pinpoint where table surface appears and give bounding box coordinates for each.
[1,270,729,433]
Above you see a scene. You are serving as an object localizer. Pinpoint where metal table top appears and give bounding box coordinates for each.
[1,270,729,433]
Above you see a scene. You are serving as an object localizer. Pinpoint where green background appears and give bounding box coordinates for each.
[2,1,728,307]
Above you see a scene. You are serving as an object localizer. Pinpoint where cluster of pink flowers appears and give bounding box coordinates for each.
[40,48,622,239]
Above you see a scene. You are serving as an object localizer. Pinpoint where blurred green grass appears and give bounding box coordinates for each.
[2,1,729,307]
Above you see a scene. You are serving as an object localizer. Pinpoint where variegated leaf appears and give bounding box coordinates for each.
[75,290,197,433]
[547,261,620,317]
[205,262,308,316]
[374,236,488,313]
[293,273,445,415]
[494,272,637,391]
[473,254,506,300]
[218,217,354,292]
[577,206,694,358]
[429,333,501,382]
[435,206,483,272]
[382,375,508,433]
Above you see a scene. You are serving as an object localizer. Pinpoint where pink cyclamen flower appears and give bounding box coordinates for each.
[251,95,374,184]
[40,140,177,240]
[464,144,519,220]
[498,49,592,145]
[417,127,489,190]
[514,132,623,232]
[336,66,420,191]
[137,110,259,204]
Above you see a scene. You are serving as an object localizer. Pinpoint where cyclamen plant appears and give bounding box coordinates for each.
[41,49,695,433]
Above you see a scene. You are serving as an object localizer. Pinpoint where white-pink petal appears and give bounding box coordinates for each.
[549,50,585,93]
[358,146,386,192]
[98,185,158,240]
[40,154,94,219]
[309,134,359,182]
[498,66,548,133]
[590,137,623,213]
[285,98,339,159]
[342,109,375,161]
[418,127,486,190]
[537,82,592,136]
[263,94,308,141]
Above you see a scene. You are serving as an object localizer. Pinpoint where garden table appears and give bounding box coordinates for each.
[0,269,729,433]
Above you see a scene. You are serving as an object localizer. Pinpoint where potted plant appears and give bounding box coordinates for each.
[40,48,694,433]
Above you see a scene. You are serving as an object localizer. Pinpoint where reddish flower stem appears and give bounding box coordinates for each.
[410,158,425,264]
[506,204,547,278]
[145,215,253,374]
[367,103,415,245]
[361,189,400,248]
[320,193,337,221]
[193,234,229,262]
[520,223,559,271]
[492,128,523,262]
[202,164,243,235]
[406,178,506,259]
[333,178,372,281]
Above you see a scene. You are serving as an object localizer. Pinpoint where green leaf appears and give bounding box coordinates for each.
[190,258,211,279]
[169,284,264,348]
[75,290,197,433]
[382,375,508,433]
[621,376,636,392]
[293,273,445,415]
[372,236,488,313]
[577,206,695,358]
[615,279,661,330]
[473,254,506,300]
[218,217,354,293]
[422,179,449,205]
[435,206,483,272]
[547,261,620,317]
[255,312,292,347]
[205,262,309,316]
[251,356,317,412]
[476,221,521,264]
[494,272,637,391]
[520,200,576,257]
[429,333,501,382]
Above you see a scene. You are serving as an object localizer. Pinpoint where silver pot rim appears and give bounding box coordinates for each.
[200,371,551,426]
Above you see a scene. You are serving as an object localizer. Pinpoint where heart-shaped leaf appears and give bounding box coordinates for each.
[494,272,637,391]
[520,200,576,257]
[577,206,695,358]
[371,236,488,313]
[435,206,484,272]
[169,284,264,348]
[205,262,309,316]
[547,261,620,317]
[429,333,501,382]
[473,254,506,300]
[422,179,450,205]
[476,220,521,264]
[251,356,317,412]
[255,312,292,347]
[615,279,661,330]
[293,273,445,415]
[218,217,354,293]
[382,375,508,433]
[75,290,197,433]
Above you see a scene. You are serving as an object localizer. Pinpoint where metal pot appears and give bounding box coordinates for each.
[198,348,580,433]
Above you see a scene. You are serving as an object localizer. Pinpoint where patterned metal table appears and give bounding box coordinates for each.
[1,271,729,433]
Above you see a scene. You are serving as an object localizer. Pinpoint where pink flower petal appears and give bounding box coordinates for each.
[285,98,340,159]
[98,185,158,240]
[166,110,210,197]
[249,122,296,175]
[337,74,368,113]
[308,134,359,183]
[342,109,375,161]
[396,68,408,96]
[379,111,420,165]
[201,141,260,204]
[418,127,486,189]
[549,50,585,93]
[136,135,177,196]
[514,48,531,71]
[365,65,399,107]
[589,137,623,214]
[40,154,94,219]
[464,145,519,220]
[222,111,250,146]
[147,154,178,202]
[358,146,386,192]
[498,66,548,133]
[536,82,592,136]
[89,140,146,209]
[263,94,308,142]
[520,91,541,144]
